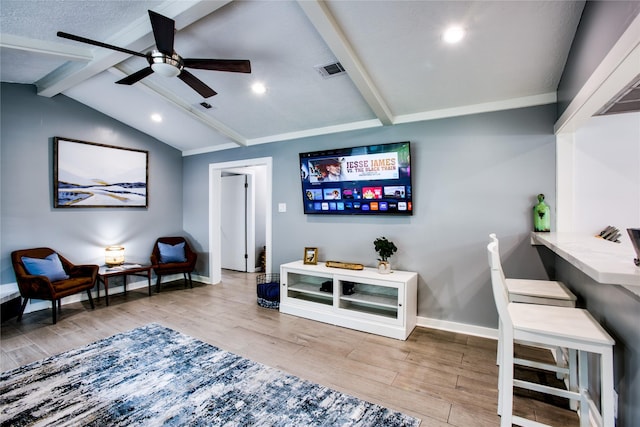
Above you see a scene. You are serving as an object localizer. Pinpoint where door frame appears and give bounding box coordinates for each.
[209,157,272,284]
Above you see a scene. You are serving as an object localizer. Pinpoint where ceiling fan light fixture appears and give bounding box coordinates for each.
[152,62,180,77]
[150,50,182,77]
[57,11,250,97]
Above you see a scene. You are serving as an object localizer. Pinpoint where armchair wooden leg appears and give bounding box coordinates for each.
[51,300,57,324]
[183,273,193,289]
[17,297,28,321]
[86,289,95,309]
[156,276,162,293]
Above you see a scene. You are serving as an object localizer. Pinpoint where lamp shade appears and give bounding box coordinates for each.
[105,245,125,266]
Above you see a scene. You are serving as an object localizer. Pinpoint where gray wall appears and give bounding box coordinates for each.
[1,83,185,284]
[184,104,558,328]
[557,0,640,117]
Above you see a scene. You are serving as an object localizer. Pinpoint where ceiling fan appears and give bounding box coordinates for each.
[57,10,251,98]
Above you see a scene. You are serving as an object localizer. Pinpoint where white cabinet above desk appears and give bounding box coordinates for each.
[280,261,418,340]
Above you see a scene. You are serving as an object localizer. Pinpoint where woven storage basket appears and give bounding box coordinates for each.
[256,273,280,309]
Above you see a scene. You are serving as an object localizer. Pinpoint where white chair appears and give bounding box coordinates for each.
[489,242,615,427]
[489,233,577,394]
[489,234,576,307]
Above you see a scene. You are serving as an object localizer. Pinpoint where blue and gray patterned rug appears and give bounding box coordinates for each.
[0,323,420,426]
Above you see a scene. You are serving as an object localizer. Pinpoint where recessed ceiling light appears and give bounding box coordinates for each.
[151,113,162,123]
[251,82,267,95]
[443,25,465,44]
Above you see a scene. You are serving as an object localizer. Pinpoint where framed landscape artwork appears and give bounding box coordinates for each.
[53,137,148,208]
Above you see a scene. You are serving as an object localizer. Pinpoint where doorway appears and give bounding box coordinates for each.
[221,171,254,272]
[209,157,272,284]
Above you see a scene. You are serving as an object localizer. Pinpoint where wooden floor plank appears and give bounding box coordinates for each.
[0,271,579,426]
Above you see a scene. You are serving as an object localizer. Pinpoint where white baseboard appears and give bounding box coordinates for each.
[193,274,213,284]
[0,283,20,304]
[7,278,497,343]
[4,273,215,316]
[416,316,498,340]
[21,277,156,314]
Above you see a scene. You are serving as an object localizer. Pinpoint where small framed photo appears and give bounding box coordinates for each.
[304,247,318,265]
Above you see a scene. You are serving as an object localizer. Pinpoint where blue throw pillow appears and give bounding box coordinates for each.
[158,242,187,263]
[21,253,70,282]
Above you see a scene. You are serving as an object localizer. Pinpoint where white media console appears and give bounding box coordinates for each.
[279,261,418,340]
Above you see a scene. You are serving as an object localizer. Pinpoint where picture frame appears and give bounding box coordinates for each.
[303,247,318,265]
[53,137,149,208]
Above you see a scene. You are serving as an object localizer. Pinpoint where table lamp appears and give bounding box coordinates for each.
[105,245,125,266]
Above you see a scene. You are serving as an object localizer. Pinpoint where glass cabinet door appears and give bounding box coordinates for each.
[336,276,403,324]
[284,271,333,306]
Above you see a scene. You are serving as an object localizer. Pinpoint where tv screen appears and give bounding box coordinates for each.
[299,141,412,215]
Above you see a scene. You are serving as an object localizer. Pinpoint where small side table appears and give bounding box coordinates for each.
[97,263,153,306]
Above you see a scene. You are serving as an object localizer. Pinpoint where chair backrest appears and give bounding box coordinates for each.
[488,234,503,269]
[11,248,71,297]
[488,241,512,329]
[487,233,508,282]
[155,236,189,247]
[11,247,63,278]
[151,236,197,265]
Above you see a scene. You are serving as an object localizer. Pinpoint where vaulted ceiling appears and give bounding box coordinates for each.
[1,1,586,155]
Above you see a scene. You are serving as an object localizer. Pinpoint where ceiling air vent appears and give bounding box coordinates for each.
[595,74,640,116]
[315,61,346,79]
[194,101,216,113]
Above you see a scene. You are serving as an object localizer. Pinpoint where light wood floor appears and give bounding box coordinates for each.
[1,270,578,426]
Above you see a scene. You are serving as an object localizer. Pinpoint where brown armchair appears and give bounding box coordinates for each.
[11,248,97,324]
[150,237,197,292]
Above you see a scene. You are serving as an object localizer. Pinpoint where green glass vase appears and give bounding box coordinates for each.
[533,194,550,232]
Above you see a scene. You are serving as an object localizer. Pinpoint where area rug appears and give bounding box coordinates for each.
[0,323,420,426]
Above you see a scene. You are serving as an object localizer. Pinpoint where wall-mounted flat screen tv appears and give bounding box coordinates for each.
[299,141,412,215]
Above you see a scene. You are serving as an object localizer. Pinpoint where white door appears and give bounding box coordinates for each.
[209,157,272,284]
[221,174,247,271]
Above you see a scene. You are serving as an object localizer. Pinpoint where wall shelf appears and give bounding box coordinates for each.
[531,232,640,287]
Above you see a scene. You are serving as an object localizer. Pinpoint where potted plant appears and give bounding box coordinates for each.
[373,237,397,274]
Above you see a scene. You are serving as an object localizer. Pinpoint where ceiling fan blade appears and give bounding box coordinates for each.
[57,31,146,58]
[178,70,217,98]
[148,10,175,56]
[183,59,251,73]
[115,67,154,85]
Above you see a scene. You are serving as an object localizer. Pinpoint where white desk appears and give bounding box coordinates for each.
[531,232,640,289]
